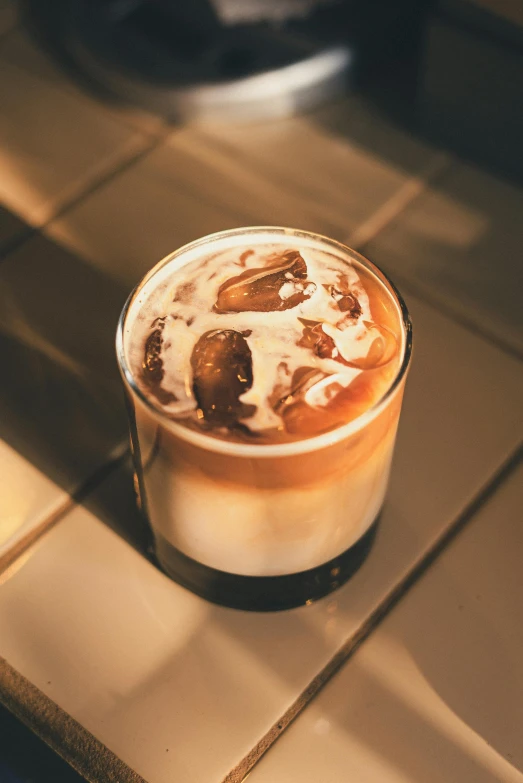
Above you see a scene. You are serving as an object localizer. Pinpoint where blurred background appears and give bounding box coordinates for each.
[0,0,522,779]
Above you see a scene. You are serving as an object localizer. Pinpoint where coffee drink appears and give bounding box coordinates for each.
[117,227,412,610]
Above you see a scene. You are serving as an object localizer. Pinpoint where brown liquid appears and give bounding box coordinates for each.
[135,247,403,444]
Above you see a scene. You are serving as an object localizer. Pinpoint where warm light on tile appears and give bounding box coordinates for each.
[366,163,523,355]
[0,440,67,556]
[0,59,148,224]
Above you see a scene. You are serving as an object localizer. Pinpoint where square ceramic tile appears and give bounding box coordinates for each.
[50,127,358,272]
[162,130,347,237]
[248,463,523,783]
[0,27,169,136]
[0,203,30,255]
[0,56,149,225]
[0,233,127,497]
[0,440,68,561]
[364,161,523,356]
[46,141,254,288]
[0,291,522,783]
[196,96,442,238]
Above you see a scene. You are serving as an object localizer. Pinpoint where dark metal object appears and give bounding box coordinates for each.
[21,0,355,120]
[420,0,523,183]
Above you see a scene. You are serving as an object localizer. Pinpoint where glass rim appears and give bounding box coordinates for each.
[116,226,413,458]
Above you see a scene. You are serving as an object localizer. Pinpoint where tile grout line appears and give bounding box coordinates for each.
[343,154,523,365]
[373,269,523,364]
[0,126,174,269]
[41,132,170,229]
[221,441,523,783]
[192,127,364,234]
[346,151,452,250]
[0,224,37,263]
[0,656,148,783]
[0,442,129,578]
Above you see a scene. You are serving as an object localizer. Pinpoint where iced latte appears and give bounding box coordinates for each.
[117,227,412,610]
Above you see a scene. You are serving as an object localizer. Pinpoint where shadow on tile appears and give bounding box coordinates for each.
[77,456,349,673]
[81,458,152,558]
[311,95,437,181]
[0,232,128,494]
[0,203,32,258]
[382,502,523,774]
[365,163,523,357]
[309,567,523,782]
[311,653,517,783]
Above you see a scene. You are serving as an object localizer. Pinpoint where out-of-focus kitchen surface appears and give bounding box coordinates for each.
[0,0,522,781]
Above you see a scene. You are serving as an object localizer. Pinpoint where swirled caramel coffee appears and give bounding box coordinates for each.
[119,228,410,595]
[127,241,402,443]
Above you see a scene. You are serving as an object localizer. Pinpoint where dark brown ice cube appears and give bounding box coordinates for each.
[298,320,344,363]
[191,329,253,426]
[213,250,315,313]
[323,276,362,318]
[143,327,165,383]
[142,319,178,405]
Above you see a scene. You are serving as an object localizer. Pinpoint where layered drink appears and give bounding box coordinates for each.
[117,227,412,610]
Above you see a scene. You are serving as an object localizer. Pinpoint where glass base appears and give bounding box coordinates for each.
[154,516,380,612]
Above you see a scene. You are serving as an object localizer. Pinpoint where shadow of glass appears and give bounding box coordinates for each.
[77,457,341,685]
[80,458,152,558]
[0,204,33,259]
[0,232,128,492]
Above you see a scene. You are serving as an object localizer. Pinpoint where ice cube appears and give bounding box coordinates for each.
[281,370,373,436]
[298,321,344,362]
[300,319,398,370]
[343,322,398,370]
[213,250,316,313]
[142,319,179,405]
[323,276,362,318]
[191,329,254,426]
[143,327,164,383]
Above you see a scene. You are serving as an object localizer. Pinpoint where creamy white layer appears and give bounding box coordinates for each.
[144,427,397,576]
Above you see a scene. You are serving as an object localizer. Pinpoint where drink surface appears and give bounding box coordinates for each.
[124,234,404,444]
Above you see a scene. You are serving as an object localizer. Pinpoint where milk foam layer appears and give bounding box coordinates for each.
[127,238,402,441]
